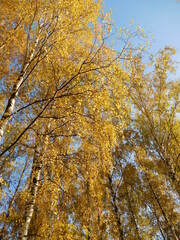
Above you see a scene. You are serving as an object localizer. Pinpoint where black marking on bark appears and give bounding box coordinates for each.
[33,178,37,183]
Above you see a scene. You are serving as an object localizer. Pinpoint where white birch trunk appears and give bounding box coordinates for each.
[19,146,42,240]
[0,34,40,143]
[19,133,49,240]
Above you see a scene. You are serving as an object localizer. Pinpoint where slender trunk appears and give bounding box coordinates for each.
[146,176,178,240]
[108,175,125,240]
[19,137,46,240]
[145,201,166,240]
[0,34,40,143]
[153,209,166,240]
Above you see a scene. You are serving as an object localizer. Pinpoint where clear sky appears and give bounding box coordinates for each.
[104,0,180,77]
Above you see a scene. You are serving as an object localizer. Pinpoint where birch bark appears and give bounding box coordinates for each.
[0,33,40,143]
[19,135,48,240]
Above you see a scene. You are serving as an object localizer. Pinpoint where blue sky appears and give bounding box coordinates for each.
[104,0,180,77]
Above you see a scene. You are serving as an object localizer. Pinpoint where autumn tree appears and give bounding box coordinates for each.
[0,0,179,240]
[0,0,134,239]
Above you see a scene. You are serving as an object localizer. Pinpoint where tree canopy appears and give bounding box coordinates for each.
[0,1,179,239]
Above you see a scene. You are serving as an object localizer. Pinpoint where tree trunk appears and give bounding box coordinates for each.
[0,34,40,143]
[146,176,178,240]
[108,175,125,240]
[19,136,46,240]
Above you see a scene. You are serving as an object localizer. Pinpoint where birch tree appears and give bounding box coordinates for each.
[0,1,179,239]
